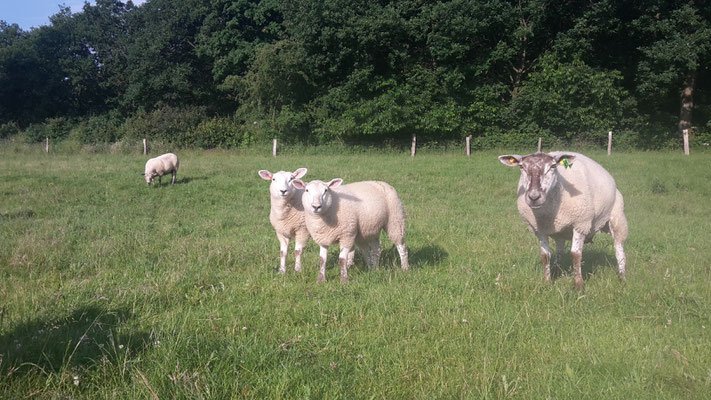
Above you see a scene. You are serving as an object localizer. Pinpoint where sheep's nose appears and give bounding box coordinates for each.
[280,189,287,195]
[312,204,321,212]
[528,191,541,201]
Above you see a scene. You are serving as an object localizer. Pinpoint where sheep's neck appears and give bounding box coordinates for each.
[270,195,298,220]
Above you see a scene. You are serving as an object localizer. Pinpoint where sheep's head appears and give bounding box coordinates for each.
[498,152,576,209]
[292,178,342,215]
[258,168,307,199]
[142,171,155,186]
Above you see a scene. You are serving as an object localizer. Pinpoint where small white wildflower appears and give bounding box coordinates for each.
[73,376,79,386]
[118,344,124,349]
[357,354,364,360]
[154,340,161,346]
[494,272,501,286]
[462,319,468,323]
[314,323,319,327]
[664,269,670,278]
[330,361,337,369]
[98,343,104,348]
[242,326,247,331]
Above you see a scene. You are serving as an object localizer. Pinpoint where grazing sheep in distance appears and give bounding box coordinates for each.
[258,168,310,274]
[498,151,628,290]
[143,153,179,186]
[292,178,409,283]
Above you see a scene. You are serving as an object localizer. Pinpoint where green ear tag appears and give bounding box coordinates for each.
[561,158,572,169]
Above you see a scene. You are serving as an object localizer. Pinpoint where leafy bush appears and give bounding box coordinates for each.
[0,122,19,139]
[23,117,72,143]
[510,55,632,145]
[74,114,122,144]
[120,105,206,145]
[183,117,253,148]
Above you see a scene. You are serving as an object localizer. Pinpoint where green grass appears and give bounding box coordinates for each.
[1,145,710,398]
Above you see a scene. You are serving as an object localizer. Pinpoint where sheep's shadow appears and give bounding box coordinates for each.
[332,244,448,271]
[551,248,618,281]
[178,176,207,184]
[0,304,151,378]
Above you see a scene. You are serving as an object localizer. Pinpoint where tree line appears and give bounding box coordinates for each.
[1,0,710,149]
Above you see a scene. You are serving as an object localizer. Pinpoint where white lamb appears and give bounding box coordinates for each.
[258,168,310,274]
[498,151,628,290]
[143,153,179,186]
[292,178,409,283]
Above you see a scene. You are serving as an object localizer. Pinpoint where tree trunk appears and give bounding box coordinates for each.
[679,72,695,135]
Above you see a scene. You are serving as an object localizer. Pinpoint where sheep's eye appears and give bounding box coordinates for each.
[305,189,309,193]
[272,178,275,181]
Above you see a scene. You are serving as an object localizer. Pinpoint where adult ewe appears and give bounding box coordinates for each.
[143,153,179,186]
[292,178,409,283]
[258,168,310,274]
[498,151,628,290]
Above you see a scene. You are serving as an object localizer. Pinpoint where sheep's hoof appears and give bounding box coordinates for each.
[340,275,349,284]
[294,266,302,272]
[277,268,286,275]
[317,274,326,283]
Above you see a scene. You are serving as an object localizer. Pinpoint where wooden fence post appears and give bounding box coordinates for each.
[143,138,147,155]
[465,135,471,156]
[410,134,416,157]
[273,139,277,158]
[537,137,542,152]
[45,137,49,153]
[607,131,612,155]
[683,129,690,156]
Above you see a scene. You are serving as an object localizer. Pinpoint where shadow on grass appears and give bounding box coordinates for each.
[0,304,150,377]
[382,244,448,269]
[552,248,618,281]
[179,176,207,184]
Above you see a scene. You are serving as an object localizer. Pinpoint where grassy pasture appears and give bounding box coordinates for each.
[1,145,710,398]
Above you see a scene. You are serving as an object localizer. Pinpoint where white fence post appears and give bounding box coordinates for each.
[273,138,277,158]
[683,129,690,156]
[537,137,542,152]
[465,135,471,156]
[410,134,416,157]
[608,131,612,155]
[45,137,49,153]
[143,138,147,155]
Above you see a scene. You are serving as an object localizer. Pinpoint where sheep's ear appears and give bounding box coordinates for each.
[292,179,306,190]
[553,154,576,167]
[292,167,307,179]
[327,178,343,188]
[498,155,522,167]
[258,170,273,180]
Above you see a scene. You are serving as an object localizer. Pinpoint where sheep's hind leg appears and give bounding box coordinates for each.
[396,242,409,271]
[537,235,552,282]
[171,171,176,185]
[339,247,351,283]
[294,231,308,272]
[571,230,585,290]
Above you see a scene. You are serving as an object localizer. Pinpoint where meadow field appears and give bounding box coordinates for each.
[1,144,710,398]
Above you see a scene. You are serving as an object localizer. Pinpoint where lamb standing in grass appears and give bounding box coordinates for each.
[292,178,409,283]
[258,168,310,274]
[143,153,179,186]
[498,151,628,290]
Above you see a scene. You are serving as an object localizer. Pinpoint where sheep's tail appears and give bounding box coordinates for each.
[382,183,406,245]
[609,189,628,243]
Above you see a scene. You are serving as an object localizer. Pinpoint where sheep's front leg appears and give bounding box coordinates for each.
[571,230,585,290]
[537,235,552,282]
[294,231,308,272]
[318,246,328,283]
[339,247,351,283]
[277,234,290,274]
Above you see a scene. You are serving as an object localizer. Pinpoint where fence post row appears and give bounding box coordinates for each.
[45,137,49,153]
[683,129,690,156]
[143,138,147,155]
[465,135,471,156]
[273,139,278,158]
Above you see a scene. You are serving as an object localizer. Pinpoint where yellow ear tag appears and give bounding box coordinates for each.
[510,158,516,164]
[559,160,564,165]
